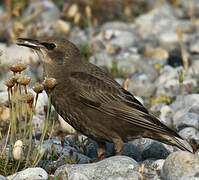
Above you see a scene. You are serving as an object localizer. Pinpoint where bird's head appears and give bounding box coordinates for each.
[16,37,81,66]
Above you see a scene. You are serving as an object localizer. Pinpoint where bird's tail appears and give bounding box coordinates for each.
[160,134,193,153]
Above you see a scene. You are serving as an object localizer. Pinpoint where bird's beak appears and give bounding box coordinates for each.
[16,38,44,50]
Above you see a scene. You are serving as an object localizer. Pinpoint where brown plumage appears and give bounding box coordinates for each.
[17,37,192,153]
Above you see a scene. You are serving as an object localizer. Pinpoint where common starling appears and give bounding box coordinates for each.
[17,37,192,153]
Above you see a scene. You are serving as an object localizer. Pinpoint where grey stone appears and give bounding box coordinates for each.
[161,151,199,180]
[54,156,140,180]
[138,159,161,180]
[178,127,199,145]
[181,0,199,16]
[0,44,39,65]
[7,167,48,180]
[0,175,7,180]
[128,73,155,98]
[41,139,90,163]
[131,138,154,152]
[159,105,174,128]
[141,142,170,160]
[151,159,165,172]
[190,35,199,53]
[100,22,140,48]
[170,94,199,112]
[135,4,177,38]
[174,112,199,130]
[23,0,60,25]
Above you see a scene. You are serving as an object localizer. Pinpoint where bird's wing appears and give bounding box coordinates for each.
[69,71,181,138]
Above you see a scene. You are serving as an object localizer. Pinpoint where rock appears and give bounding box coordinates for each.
[7,167,48,180]
[55,156,140,180]
[0,175,7,180]
[135,4,177,38]
[161,152,199,179]
[0,43,39,65]
[178,127,199,145]
[69,27,88,46]
[159,105,174,128]
[131,138,154,152]
[174,112,199,130]
[128,73,155,97]
[155,67,198,97]
[151,159,165,172]
[180,0,199,17]
[138,159,161,180]
[171,94,199,113]
[190,35,199,53]
[41,139,90,163]
[191,60,199,75]
[171,95,199,128]
[53,20,71,35]
[141,142,170,160]
[122,143,142,162]
[144,46,169,60]
[89,51,113,69]
[23,0,60,25]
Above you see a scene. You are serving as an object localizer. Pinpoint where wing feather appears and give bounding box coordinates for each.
[69,71,181,139]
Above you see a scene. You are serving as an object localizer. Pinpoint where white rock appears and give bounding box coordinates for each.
[7,167,48,180]
[161,151,199,179]
[55,156,140,180]
[0,43,39,65]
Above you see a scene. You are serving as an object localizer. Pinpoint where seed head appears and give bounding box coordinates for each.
[10,63,27,73]
[5,78,15,88]
[11,74,21,83]
[21,92,34,105]
[33,83,44,94]
[17,75,31,86]
[43,77,57,94]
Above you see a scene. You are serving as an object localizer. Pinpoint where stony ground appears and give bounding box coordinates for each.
[0,0,199,179]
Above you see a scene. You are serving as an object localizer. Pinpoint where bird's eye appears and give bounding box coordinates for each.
[41,42,56,50]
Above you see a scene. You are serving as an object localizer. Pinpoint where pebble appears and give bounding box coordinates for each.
[141,142,170,160]
[54,156,140,180]
[178,127,199,145]
[0,175,7,180]
[161,151,199,179]
[7,167,48,180]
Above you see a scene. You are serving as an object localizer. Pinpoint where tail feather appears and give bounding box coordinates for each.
[160,134,193,153]
[172,137,193,153]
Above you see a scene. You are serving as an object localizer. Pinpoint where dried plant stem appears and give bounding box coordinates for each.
[176,27,189,72]
[48,119,55,141]
[23,103,28,138]
[15,160,21,172]
[33,94,52,166]
[24,108,34,168]
[1,122,11,156]
[24,86,27,94]
[34,93,39,111]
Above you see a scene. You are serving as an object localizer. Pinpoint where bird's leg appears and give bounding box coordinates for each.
[113,137,124,155]
[97,142,106,160]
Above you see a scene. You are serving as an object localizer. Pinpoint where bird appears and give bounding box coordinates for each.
[16,37,192,154]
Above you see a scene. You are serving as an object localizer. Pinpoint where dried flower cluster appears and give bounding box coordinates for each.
[3,63,58,173]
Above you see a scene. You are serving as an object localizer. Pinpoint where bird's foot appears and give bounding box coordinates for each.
[113,137,124,155]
